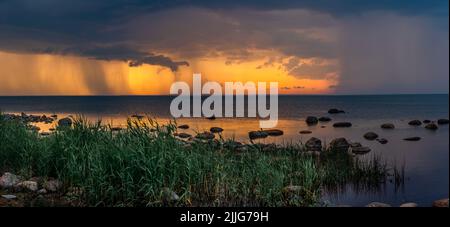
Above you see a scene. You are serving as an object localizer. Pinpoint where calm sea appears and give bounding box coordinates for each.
[0,94,448,206]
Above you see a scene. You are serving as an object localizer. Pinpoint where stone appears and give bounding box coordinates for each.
[15,181,38,192]
[328,108,345,114]
[437,119,449,125]
[305,137,322,151]
[37,189,47,194]
[195,132,215,140]
[381,123,395,129]
[248,131,269,140]
[363,132,379,140]
[162,187,180,202]
[333,122,352,128]
[425,123,438,130]
[206,116,216,120]
[1,194,17,200]
[432,198,449,207]
[58,117,72,127]
[423,120,431,124]
[210,127,224,133]
[263,129,284,136]
[329,138,350,152]
[400,202,418,207]
[318,117,332,122]
[174,132,192,139]
[408,120,422,126]
[376,138,388,144]
[299,130,312,134]
[305,116,318,125]
[0,172,21,188]
[404,137,421,141]
[177,124,189,129]
[44,180,62,192]
[366,202,391,207]
[350,146,371,154]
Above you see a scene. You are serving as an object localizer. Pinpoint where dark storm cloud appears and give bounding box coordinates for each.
[0,0,447,70]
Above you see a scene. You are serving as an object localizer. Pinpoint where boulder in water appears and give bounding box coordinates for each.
[305,116,318,125]
[363,132,379,140]
[333,122,352,128]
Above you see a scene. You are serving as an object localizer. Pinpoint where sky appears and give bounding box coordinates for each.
[0,0,448,95]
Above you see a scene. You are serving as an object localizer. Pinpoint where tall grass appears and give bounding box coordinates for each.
[0,114,391,207]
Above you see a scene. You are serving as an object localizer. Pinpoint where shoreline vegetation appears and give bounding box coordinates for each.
[0,113,448,207]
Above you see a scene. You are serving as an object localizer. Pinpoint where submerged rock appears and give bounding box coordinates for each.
[58,117,72,127]
[328,108,345,114]
[333,122,352,128]
[263,129,284,136]
[329,138,350,152]
[305,137,322,151]
[432,198,449,207]
[423,120,431,124]
[437,119,449,125]
[299,130,312,134]
[305,116,318,125]
[363,132,379,140]
[381,123,395,129]
[177,124,189,129]
[404,137,421,141]
[366,202,391,207]
[408,120,422,126]
[376,138,388,144]
[0,172,21,189]
[248,131,269,140]
[349,146,371,154]
[425,123,438,130]
[318,116,332,122]
[210,127,224,133]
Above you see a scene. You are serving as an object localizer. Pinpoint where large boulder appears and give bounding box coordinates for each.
[333,122,352,128]
[15,181,38,192]
[432,198,449,207]
[0,172,21,188]
[425,123,438,130]
[249,131,269,140]
[210,127,224,133]
[381,123,395,129]
[58,117,72,127]
[305,116,318,125]
[437,119,449,125]
[263,129,284,136]
[305,137,322,151]
[408,120,422,126]
[363,132,379,140]
[329,138,350,152]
